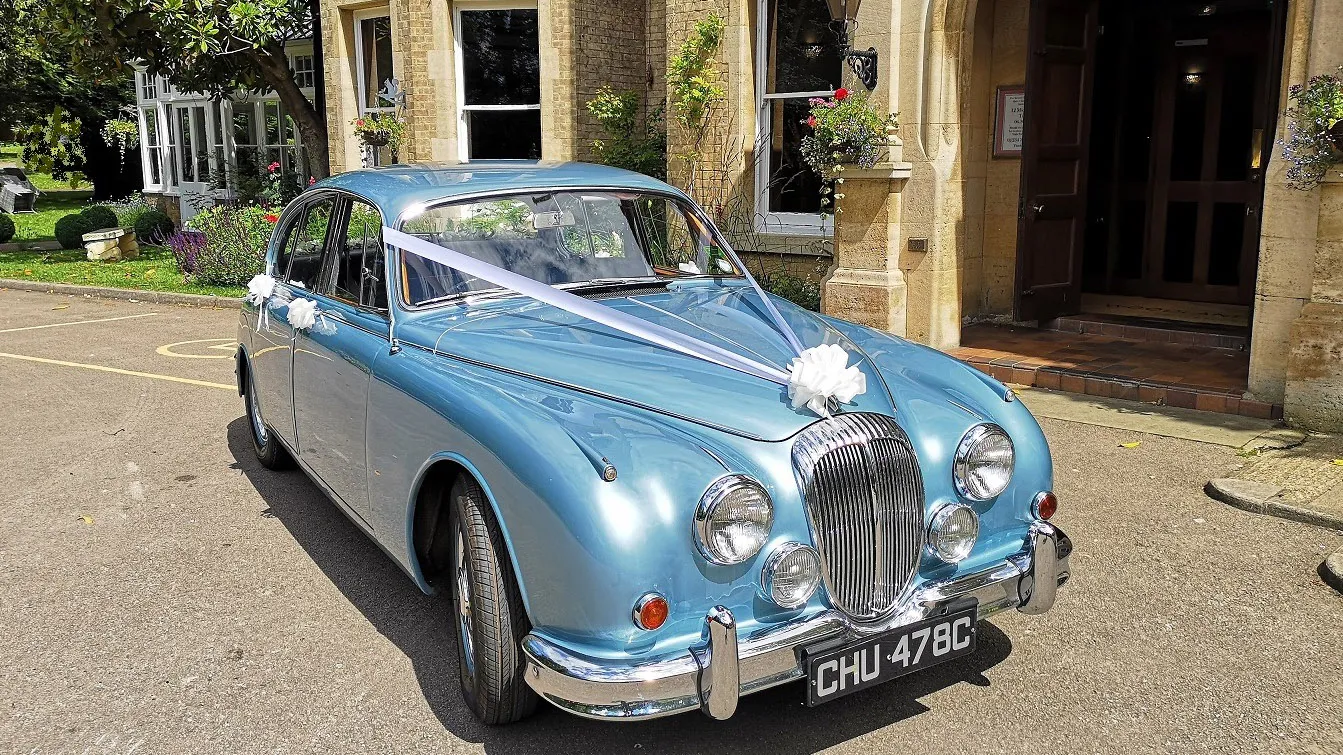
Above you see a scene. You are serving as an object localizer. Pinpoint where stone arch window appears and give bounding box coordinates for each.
[754,0,844,236]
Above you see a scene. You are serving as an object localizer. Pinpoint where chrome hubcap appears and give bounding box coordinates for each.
[247,381,267,445]
[454,526,477,681]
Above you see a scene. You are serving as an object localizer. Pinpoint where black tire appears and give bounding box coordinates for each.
[448,476,538,724]
[245,371,294,470]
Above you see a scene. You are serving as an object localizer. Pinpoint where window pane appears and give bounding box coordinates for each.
[178,108,194,182]
[399,192,737,305]
[141,108,159,147]
[460,9,540,105]
[359,16,394,109]
[466,109,542,159]
[147,147,162,185]
[333,201,387,308]
[286,198,336,289]
[764,98,825,214]
[233,107,257,146]
[191,106,209,183]
[767,0,843,94]
[264,102,282,146]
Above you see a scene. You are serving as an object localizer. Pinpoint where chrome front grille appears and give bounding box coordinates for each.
[792,413,925,622]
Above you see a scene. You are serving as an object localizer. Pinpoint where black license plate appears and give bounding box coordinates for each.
[803,604,978,706]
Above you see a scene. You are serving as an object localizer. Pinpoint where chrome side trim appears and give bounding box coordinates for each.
[521,523,1072,721]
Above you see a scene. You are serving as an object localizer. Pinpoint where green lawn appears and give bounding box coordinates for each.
[0,246,246,298]
[6,190,95,243]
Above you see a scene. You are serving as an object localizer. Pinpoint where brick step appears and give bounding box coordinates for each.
[1042,314,1248,351]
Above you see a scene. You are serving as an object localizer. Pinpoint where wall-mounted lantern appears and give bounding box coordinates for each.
[826,0,878,90]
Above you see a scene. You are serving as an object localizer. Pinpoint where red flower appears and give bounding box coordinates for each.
[806,115,817,128]
[264,213,279,223]
[355,119,365,127]
[834,87,849,101]
[266,161,281,173]
[308,177,316,186]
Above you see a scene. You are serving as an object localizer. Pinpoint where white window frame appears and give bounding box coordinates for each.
[138,72,157,101]
[753,0,835,237]
[452,0,541,162]
[291,53,316,91]
[138,105,166,191]
[354,9,396,117]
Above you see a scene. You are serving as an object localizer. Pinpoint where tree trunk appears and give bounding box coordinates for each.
[247,45,330,179]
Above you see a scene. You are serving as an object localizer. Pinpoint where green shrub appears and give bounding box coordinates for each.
[586,87,667,180]
[54,213,94,250]
[761,272,822,312]
[0,213,14,244]
[133,209,175,243]
[185,205,274,286]
[80,205,119,231]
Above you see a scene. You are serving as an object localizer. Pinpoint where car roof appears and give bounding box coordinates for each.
[312,161,689,224]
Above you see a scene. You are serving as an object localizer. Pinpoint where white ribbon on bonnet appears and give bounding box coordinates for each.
[381,226,868,418]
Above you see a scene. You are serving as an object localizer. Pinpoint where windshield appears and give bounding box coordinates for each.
[397,191,742,306]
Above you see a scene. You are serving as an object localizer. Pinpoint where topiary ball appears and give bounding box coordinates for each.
[55,213,95,250]
[0,213,14,244]
[134,209,175,243]
[80,205,120,231]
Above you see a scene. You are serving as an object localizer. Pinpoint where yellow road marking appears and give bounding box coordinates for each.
[0,351,235,391]
[157,338,239,359]
[0,312,159,334]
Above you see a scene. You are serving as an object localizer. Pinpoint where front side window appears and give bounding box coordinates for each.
[284,197,337,289]
[456,5,541,160]
[332,200,388,309]
[398,191,740,306]
[755,0,843,231]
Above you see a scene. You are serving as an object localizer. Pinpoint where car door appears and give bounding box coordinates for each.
[249,202,314,448]
[291,195,390,522]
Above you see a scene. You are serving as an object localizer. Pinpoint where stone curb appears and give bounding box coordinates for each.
[1321,552,1343,594]
[1205,478,1343,530]
[0,240,61,252]
[0,278,241,309]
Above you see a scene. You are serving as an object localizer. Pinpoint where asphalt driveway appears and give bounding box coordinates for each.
[1,288,1339,754]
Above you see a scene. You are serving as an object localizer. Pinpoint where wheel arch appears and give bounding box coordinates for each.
[405,453,533,618]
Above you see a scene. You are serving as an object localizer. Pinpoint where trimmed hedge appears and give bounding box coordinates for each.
[134,209,174,243]
[80,205,120,231]
[54,213,95,250]
[0,213,14,244]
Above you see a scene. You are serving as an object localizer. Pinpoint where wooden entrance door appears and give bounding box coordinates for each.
[1014,0,1101,322]
[1087,1,1286,306]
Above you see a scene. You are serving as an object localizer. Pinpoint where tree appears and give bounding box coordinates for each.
[30,0,329,179]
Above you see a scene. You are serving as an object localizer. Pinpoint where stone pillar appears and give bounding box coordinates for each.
[822,146,914,336]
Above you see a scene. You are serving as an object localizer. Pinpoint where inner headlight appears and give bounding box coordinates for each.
[953,424,1015,500]
[760,542,821,608]
[693,475,773,565]
[928,503,980,563]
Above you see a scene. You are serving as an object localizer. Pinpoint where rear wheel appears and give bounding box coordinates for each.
[245,371,294,470]
[448,476,538,724]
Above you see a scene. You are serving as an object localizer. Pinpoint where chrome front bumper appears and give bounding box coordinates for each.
[522,522,1072,721]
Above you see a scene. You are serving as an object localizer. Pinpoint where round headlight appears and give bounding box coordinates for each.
[760,543,821,608]
[953,424,1015,500]
[693,475,773,565]
[928,503,979,563]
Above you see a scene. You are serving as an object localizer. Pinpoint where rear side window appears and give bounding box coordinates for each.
[284,196,336,289]
[330,200,388,309]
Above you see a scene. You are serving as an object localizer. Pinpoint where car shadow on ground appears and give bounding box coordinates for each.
[227,417,1014,753]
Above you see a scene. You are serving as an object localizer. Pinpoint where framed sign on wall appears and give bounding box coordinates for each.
[994,85,1026,158]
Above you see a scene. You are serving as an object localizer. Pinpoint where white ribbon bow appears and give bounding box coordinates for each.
[786,343,868,418]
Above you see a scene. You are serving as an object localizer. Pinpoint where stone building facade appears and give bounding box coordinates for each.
[316,0,1343,429]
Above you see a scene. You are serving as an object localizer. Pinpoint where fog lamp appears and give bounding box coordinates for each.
[928,503,979,563]
[760,543,822,609]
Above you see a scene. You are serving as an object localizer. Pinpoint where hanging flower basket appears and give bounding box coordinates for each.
[1281,68,1343,190]
[361,130,392,147]
[798,88,899,214]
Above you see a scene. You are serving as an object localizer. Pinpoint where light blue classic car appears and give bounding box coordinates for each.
[235,162,1071,724]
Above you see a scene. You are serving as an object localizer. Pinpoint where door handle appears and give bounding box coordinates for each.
[1031,203,1045,216]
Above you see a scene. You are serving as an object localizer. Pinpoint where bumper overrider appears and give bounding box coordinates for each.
[521,522,1072,721]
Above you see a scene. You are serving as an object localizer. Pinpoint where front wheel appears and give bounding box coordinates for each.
[449,476,538,724]
[245,372,293,470]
